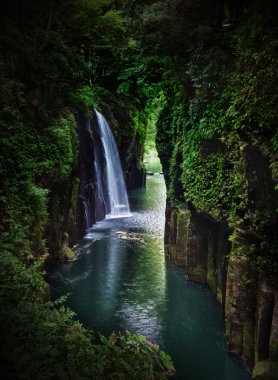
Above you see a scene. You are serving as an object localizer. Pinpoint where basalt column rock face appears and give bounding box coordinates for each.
[225,238,257,361]
[46,111,95,259]
[46,172,84,259]
[268,293,278,379]
[126,165,146,190]
[253,280,278,380]
[76,111,97,230]
[164,202,278,379]
[165,203,229,306]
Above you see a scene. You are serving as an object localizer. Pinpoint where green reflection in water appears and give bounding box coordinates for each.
[47,169,251,380]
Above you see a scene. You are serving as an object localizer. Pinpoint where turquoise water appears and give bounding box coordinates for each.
[47,175,251,380]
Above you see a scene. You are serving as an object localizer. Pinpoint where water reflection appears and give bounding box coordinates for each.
[114,235,167,343]
[47,175,250,380]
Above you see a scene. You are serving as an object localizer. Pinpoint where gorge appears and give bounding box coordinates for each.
[47,166,251,380]
[0,0,277,379]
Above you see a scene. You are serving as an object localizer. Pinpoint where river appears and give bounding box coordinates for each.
[47,168,251,380]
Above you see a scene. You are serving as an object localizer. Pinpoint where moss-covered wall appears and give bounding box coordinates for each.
[0,104,146,263]
[157,2,277,378]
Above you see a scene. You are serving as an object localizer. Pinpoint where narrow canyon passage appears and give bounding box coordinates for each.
[1,1,277,378]
[47,164,251,380]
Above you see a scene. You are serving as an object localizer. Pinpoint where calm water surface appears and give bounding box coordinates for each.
[47,171,251,380]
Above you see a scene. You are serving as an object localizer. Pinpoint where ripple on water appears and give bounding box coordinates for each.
[83,231,107,240]
[47,175,251,380]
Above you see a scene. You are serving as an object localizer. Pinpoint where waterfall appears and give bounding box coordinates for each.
[94,110,131,220]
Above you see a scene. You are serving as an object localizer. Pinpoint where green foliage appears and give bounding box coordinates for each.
[148,0,278,280]
[0,108,78,257]
[0,251,175,380]
[70,85,97,109]
[45,115,78,182]
[0,2,176,378]
[1,0,277,376]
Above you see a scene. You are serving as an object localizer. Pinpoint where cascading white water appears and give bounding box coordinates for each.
[95,110,131,219]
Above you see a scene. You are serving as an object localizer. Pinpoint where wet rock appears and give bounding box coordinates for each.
[225,239,256,361]
[61,232,78,261]
[115,231,144,243]
[164,202,277,377]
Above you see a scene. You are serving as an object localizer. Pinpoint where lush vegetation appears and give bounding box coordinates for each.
[0,0,277,377]
[131,0,278,282]
[0,0,174,378]
[0,251,174,379]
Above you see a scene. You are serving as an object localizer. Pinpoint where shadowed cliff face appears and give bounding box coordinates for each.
[165,204,230,307]
[154,2,277,377]
[76,111,97,229]
[164,201,277,379]
[77,111,108,226]
[46,109,146,259]
[46,111,98,259]
[160,131,277,379]
[161,132,277,379]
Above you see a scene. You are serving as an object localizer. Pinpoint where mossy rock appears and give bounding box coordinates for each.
[269,361,278,380]
[216,288,223,305]
[64,247,78,261]
[169,245,177,259]
[243,320,255,362]
[252,360,270,380]
[188,265,207,283]
[252,360,278,380]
